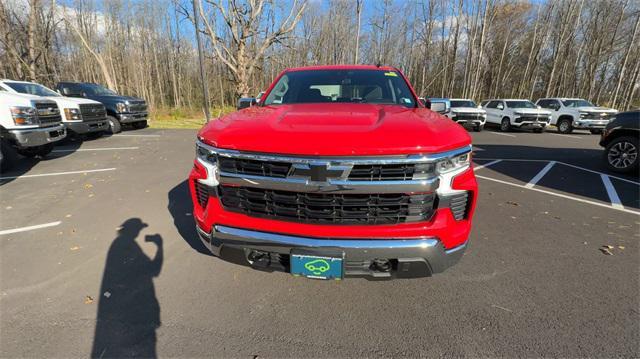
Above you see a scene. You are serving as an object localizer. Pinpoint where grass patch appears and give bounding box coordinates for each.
[149,106,236,129]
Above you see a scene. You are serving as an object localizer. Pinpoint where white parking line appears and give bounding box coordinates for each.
[0,168,116,180]
[476,175,640,216]
[111,134,160,137]
[0,221,61,236]
[600,174,624,210]
[474,157,640,185]
[473,159,502,171]
[52,146,139,153]
[549,133,582,139]
[488,132,516,137]
[525,161,556,188]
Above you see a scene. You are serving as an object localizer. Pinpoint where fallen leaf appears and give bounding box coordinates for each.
[88,194,94,198]
[505,201,519,206]
[604,245,614,249]
[84,296,94,304]
[618,246,625,250]
[5,206,12,210]
[65,214,72,218]
[103,291,111,298]
[70,246,80,251]
[599,248,613,255]
[84,183,93,189]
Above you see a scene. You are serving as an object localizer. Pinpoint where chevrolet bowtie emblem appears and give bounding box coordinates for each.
[289,163,351,182]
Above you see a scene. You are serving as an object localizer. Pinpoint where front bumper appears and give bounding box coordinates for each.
[453,116,486,126]
[66,120,108,134]
[196,224,467,278]
[514,119,548,128]
[572,119,609,129]
[117,112,148,123]
[8,124,66,148]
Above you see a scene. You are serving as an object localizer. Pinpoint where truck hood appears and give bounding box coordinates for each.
[198,104,472,156]
[89,95,145,104]
[0,92,58,106]
[512,108,552,116]
[41,96,103,108]
[451,107,485,114]
[575,106,617,114]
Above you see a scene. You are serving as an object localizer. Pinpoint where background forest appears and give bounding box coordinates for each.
[1,0,639,123]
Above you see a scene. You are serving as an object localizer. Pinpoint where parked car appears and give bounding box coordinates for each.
[536,97,618,134]
[56,82,148,134]
[599,111,639,174]
[190,65,477,279]
[483,99,551,133]
[0,80,108,138]
[447,98,486,132]
[421,97,450,114]
[0,91,66,171]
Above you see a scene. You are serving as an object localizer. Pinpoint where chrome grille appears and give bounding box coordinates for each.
[79,104,106,122]
[453,113,483,121]
[516,116,549,123]
[218,186,436,225]
[128,101,147,113]
[34,102,61,126]
[219,157,291,178]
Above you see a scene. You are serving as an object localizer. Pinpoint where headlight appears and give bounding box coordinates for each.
[195,141,219,186]
[10,106,38,126]
[579,112,588,118]
[64,108,82,121]
[435,151,471,174]
[115,102,128,113]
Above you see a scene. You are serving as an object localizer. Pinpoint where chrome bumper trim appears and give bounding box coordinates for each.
[196,224,467,274]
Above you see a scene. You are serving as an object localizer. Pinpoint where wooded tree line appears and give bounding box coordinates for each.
[0,0,638,116]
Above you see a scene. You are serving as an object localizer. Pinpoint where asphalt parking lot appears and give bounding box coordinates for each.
[0,127,638,357]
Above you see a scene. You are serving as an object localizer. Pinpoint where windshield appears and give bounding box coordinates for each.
[506,100,536,109]
[450,100,477,108]
[561,99,594,107]
[263,69,416,108]
[5,82,60,97]
[80,83,117,96]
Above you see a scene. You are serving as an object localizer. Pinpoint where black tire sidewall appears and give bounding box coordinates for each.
[107,116,122,134]
[558,119,573,134]
[500,118,511,132]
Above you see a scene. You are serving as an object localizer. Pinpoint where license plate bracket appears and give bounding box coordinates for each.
[290,249,344,280]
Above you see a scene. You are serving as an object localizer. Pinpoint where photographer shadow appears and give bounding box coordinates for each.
[91,218,163,358]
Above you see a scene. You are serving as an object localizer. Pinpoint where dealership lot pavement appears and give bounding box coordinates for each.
[0,128,638,357]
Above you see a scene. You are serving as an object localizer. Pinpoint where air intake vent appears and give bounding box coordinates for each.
[195,182,210,208]
[449,191,469,220]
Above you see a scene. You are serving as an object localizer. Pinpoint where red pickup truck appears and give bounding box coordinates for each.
[189,65,477,279]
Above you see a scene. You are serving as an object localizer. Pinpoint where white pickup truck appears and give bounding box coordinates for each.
[483,99,552,133]
[0,91,66,170]
[446,98,487,132]
[0,80,108,137]
[535,98,618,134]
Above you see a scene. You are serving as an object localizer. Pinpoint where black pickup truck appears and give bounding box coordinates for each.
[55,82,148,133]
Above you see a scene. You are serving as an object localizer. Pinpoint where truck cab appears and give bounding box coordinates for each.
[56,82,148,134]
[0,80,108,138]
[0,90,66,170]
[536,98,618,134]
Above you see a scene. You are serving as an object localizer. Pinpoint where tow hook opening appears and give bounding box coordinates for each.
[371,258,392,272]
[246,250,271,267]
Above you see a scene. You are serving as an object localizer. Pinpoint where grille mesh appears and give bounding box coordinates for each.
[194,182,209,208]
[218,157,291,178]
[219,186,435,225]
[449,191,469,220]
[79,104,106,122]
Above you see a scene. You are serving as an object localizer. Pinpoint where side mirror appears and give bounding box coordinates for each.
[537,105,542,109]
[477,105,482,109]
[430,102,449,114]
[497,104,504,110]
[237,97,257,110]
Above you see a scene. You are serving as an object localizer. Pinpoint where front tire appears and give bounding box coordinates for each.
[133,120,147,129]
[500,118,511,132]
[605,136,639,174]
[107,116,122,134]
[557,118,573,134]
[0,138,18,172]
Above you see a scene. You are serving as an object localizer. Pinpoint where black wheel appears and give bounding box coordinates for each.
[590,129,603,135]
[500,118,511,132]
[133,120,147,129]
[605,136,639,174]
[474,124,484,132]
[0,138,18,172]
[557,118,573,134]
[107,116,122,134]
[17,143,54,158]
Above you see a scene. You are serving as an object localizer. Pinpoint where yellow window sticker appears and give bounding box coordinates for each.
[384,72,398,77]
